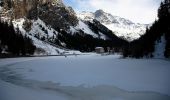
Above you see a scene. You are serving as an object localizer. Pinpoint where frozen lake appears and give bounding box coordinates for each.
[0,54,170,100]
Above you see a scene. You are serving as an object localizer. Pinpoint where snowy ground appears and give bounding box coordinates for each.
[153,35,166,58]
[0,54,170,100]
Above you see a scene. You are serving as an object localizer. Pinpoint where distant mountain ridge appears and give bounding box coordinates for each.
[78,9,148,41]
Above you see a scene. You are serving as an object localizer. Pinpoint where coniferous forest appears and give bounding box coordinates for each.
[0,21,36,56]
[55,20,128,52]
[123,0,170,58]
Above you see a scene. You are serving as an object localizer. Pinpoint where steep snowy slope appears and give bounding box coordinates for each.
[78,10,148,41]
[12,18,81,55]
[0,6,2,11]
[70,20,108,40]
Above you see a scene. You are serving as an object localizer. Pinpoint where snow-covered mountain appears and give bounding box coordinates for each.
[0,0,128,55]
[0,0,81,55]
[78,10,148,41]
[10,18,81,55]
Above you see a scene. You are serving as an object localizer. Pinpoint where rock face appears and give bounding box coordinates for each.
[1,0,78,30]
[2,0,37,19]
[37,1,78,30]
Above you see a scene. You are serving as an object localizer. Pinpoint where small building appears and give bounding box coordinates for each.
[95,47,105,53]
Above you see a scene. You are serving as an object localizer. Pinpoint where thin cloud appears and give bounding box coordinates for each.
[64,0,162,24]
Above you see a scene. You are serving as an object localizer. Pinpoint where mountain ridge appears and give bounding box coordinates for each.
[78,9,148,41]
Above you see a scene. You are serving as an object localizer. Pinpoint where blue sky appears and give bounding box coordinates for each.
[63,0,162,24]
[63,0,95,12]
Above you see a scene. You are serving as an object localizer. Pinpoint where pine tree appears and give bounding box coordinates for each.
[158,0,170,57]
[0,19,36,56]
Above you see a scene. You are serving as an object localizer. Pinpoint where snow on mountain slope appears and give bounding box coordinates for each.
[70,20,97,37]
[78,10,148,41]
[0,2,3,21]
[29,18,59,40]
[0,6,2,11]
[70,20,107,40]
[12,18,80,55]
[104,23,146,41]
[11,17,108,55]
[78,11,94,21]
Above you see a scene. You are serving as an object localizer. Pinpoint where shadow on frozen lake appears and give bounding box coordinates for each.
[0,65,170,100]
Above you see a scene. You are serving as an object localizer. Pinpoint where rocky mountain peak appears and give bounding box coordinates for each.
[94,9,105,17]
[1,0,78,30]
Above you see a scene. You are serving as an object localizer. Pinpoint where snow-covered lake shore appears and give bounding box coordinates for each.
[0,54,170,100]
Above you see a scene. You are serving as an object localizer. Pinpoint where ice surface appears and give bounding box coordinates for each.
[0,54,170,100]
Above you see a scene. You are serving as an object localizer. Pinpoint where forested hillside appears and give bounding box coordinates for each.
[123,0,170,58]
[0,21,35,56]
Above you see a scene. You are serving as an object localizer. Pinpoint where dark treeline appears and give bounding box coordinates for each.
[123,0,170,58]
[30,19,128,53]
[54,26,128,52]
[0,20,36,56]
[159,0,170,58]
